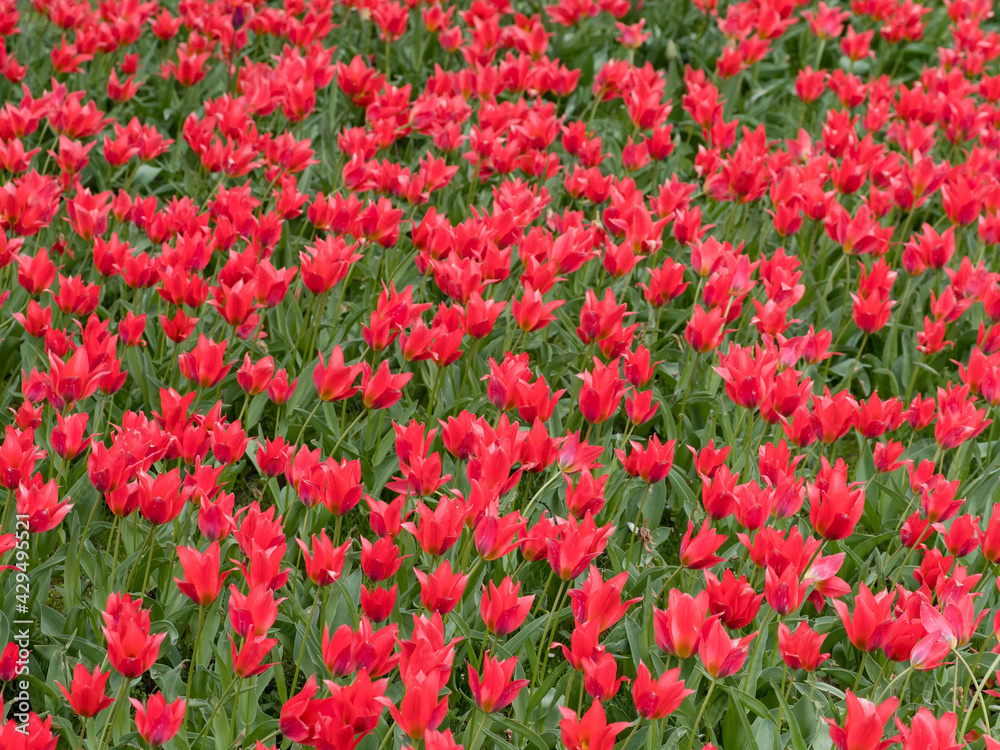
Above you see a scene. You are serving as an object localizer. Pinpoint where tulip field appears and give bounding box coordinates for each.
[4,0,1000,747]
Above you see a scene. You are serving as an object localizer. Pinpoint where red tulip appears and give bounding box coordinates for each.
[379,671,447,741]
[50,412,91,460]
[56,664,115,718]
[131,692,186,747]
[778,622,830,672]
[174,541,230,606]
[480,578,533,636]
[230,633,279,678]
[808,457,865,540]
[582,650,628,701]
[698,618,757,679]
[567,566,640,633]
[833,584,895,652]
[16,476,73,534]
[680,519,727,569]
[654,589,709,659]
[229,584,283,638]
[558,700,630,750]
[360,536,407,581]
[546,512,614,581]
[826,691,899,750]
[177,334,233,388]
[414,561,467,616]
[296,530,350,587]
[360,583,398,623]
[469,652,529,713]
[576,357,626,424]
[313,345,363,402]
[361,361,413,409]
[894,707,960,750]
[632,662,692,720]
[101,594,166,678]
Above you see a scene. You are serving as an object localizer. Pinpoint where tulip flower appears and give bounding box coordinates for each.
[177,334,233,388]
[576,357,626,423]
[480,578,533,636]
[236,354,275,395]
[16,476,74,533]
[131,692,186,747]
[313,345,363,402]
[567,566,640,633]
[469,653,529,713]
[414,561,467,616]
[582,650,628,701]
[680,519,727,569]
[230,633,279,678]
[56,664,115,718]
[558,700,631,750]
[704,570,763,629]
[632,662,692,720]
[229,584,283,638]
[698,618,757,679]
[361,361,413,409]
[826,691,899,750]
[379,671,448,741]
[833,584,895,652]
[401,497,465,556]
[654,590,710,659]
[50,412,91,460]
[101,596,166,678]
[546,512,614,581]
[296,530,351,587]
[894,707,960,750]
[808,457,865,540]
[778,622,830,672]
[170,541,229,608]
[361,584,398,623]
[359,536,408,581]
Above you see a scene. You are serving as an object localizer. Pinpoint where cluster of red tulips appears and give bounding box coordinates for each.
[2,0,1000,747]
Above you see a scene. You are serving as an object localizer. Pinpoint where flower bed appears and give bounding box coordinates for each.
[1,0,999,748]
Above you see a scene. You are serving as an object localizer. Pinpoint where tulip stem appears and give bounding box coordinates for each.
[330,410,366,458]
[531,570,554,616]
[842,333,868,395]
[743,408,756,478]
[305,291,330,362]
[126,523,158,593]
[741,609,773,692]
[183,605,206,735]
[237,391,250,425]
[289,583,324,694]
[469,709,488,750]
[231,678,243,737]
[676,352,699,425]
[1,488,13,534]
[427,366,445,416]
[521,470,564,521]
[626,484,653,563]
[655,565,682,603]
[687,678,716,750]
[853,651,868,692]
[532,579,568,686]
[104,515,119,573]
[109,514,124,585]
[97,677,131,750]
[622,721,641,747]
[192,679,238,750]
[605,476,634,525]
[294,400,324,445]
[959,650,1000,736]
[332,514,342,548]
